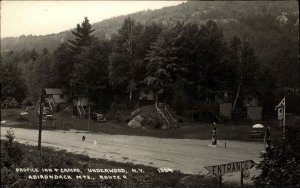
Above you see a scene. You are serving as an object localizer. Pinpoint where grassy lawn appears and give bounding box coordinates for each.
[1,138,224,188]
[1,108,284,142]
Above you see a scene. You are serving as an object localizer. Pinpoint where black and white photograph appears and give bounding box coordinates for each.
[0,1,299,187]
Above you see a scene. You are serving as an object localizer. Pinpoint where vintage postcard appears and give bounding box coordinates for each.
[1,1,299,187]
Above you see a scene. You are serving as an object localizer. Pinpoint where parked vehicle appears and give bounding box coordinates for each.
[18,111,29,121]
[37,106,52,116]
[44,114,55,120]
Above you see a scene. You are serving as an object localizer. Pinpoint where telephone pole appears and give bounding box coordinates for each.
[298,0,300,116]
[0,83,2,123]
[88,106,90,131]
[38,89,44,150]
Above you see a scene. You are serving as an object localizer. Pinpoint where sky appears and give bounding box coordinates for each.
[1,1,184,38]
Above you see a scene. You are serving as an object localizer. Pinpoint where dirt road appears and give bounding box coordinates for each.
[1,126,264,183]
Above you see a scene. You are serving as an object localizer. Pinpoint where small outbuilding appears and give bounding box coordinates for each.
[243,96,262,121]
[138,76,158,106]
[44,88,70,112]
[215,91,233,119]
[44,88,70,103]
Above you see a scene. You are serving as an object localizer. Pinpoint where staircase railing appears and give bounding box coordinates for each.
[155,101,170,128]
[50,98,56,111]
[45,98,51,111]
[164,104,177,128]
[81,105,86,116]
[73,100,82,118]
[46,98,54,112]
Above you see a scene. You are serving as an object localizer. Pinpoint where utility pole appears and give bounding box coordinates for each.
[62,110,64,130]
[0,83,2,123]
[298,0,300,116]
[88,106,90,131]
[283,97,286,140]
[38,89,44,150]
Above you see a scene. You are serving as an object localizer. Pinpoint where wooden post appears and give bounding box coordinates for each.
[0,83,2,123]
[88,106,90,131]
[219,175,222,187]
[62,111,64,130]
[38,89,44,150]
[283,101,286,140]
[4,101,7,117]
[241,170,244,187]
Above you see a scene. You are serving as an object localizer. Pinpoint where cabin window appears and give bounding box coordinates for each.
[60,94,64,99]
[144,89,150,94]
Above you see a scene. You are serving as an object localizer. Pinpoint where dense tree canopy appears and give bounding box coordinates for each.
[1,15,298,115]
[0,62,27,104]
[108,18,163,105]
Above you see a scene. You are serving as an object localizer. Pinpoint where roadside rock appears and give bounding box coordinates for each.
[129,108,141,120]
[128,115,144,128]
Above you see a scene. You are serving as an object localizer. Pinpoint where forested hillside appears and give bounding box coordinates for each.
[1,1,298,52]
[1,1,299,119]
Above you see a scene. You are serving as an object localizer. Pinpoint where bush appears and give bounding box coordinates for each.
[254,126,300,186]
[22,98,33,106]
[2,97,20,108]
[2,129,23,169]
[5,128,15,144]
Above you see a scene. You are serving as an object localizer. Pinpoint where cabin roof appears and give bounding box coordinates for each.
[44,88,63,95]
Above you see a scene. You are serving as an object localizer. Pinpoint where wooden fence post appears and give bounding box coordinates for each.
[219,175,222,187]
[241,170,244,187]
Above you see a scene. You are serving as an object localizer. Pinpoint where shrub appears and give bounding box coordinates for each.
[5,128,15,144]
[2,97,20,108]
[22,98,33,106]
[254,126,300,186]
[2,129,23,169]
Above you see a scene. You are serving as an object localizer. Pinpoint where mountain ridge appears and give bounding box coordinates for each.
[1,1,298,52]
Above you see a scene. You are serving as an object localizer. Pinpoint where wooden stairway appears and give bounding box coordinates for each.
[81,105,86,116]
[155,101,177,129]
[73,100,82,118]
[163,104,178,128]
[46,98,55,112]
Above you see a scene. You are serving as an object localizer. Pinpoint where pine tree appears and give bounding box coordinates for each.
[68,17,96,95]
[68,17,95,54]
[144,26,180,103]
[254,126,300,186]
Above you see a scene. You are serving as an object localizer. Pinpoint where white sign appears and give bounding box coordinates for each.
[204,160,256,176]
[277,107,284,120]
[275,97,286,125]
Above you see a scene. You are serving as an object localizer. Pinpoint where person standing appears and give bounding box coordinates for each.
[264,127,271,151]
